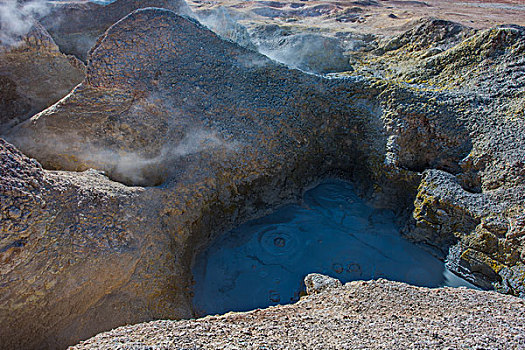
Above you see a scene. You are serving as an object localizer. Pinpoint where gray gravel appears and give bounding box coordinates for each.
[71,278,525,350]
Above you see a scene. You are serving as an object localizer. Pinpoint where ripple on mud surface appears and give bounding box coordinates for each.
[192,179,475,316]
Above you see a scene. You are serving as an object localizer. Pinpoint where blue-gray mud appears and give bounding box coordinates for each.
[192,179,476,316]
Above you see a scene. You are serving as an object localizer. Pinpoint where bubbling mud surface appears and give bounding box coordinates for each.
[192,179,476,316]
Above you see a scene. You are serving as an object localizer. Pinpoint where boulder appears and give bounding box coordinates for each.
[304,273,342,294]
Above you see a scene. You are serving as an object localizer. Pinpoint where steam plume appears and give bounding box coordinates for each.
[0,0,50,46]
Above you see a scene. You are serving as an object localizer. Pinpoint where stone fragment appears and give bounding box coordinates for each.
[304,273,342,294]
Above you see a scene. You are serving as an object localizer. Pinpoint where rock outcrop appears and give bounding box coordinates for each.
[6,8,381,187]
[38,0,192,61]
[408,169,525,295]
[72,278,525,349]
[351,18,525,295]
[0,22,85,132]
[1,4,525,350]
[0,138,160,349]
[1,8,385,348]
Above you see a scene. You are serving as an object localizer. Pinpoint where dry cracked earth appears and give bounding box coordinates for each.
[0,0,524,349]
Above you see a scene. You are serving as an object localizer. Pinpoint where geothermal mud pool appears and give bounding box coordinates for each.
[192,179,476,316]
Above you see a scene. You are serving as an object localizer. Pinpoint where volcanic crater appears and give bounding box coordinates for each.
[1,0,525,349]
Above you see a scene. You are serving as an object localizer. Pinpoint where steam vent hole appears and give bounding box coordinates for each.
[192,179,476,316]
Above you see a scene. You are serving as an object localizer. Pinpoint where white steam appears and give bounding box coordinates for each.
[193,7,350,73]
[108,129,231,185]
[256,34,352,74]
[8,125,236,186]
[0,0,50,46]
[196,7,256,50]
[16,128,236,186]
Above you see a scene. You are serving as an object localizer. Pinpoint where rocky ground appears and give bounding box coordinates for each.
[0,0,524,349]
[188,0,525,72]
[189,0,525,36]
[72,276,525,349]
